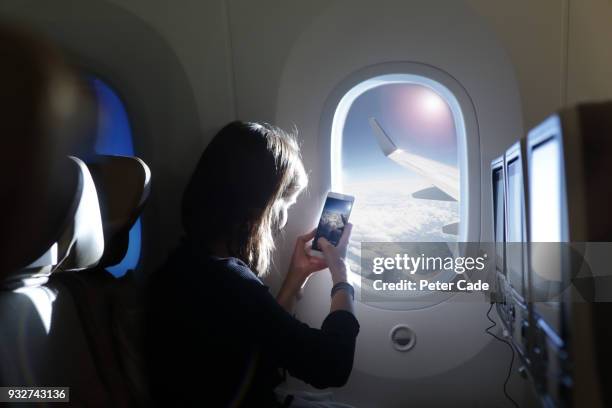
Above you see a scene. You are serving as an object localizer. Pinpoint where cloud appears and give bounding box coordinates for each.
[343,179,459,285]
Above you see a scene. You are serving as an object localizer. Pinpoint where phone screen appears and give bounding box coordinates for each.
[312,194,354,251]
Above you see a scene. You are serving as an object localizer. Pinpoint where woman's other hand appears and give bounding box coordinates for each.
[288,228,328,282]
[318,223,352,285]
[277,229,328,311]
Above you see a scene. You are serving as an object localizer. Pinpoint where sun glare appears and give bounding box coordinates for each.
[420,89,446,117]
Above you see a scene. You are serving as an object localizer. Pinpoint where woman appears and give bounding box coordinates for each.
[147,121,359,407]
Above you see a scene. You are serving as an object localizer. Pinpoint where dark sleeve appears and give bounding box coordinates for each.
[236,275,360,389]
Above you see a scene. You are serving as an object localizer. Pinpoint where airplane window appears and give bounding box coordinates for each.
[332,78,462,304]
[89,77,142,278]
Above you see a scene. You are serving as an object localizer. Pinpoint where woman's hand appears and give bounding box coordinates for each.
[318,223,353,285]
[277,229,328,311]
[288,228,329,283]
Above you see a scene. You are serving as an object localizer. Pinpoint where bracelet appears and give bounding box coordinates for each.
[331,281,354,300]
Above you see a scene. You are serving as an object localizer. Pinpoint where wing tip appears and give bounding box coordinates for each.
[369,117,397,156]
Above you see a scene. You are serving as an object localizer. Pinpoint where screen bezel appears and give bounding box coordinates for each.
[491,156,506,276]
[327,191,356,203]
[504,141,528,302]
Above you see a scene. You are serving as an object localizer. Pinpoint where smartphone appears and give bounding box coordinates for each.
[310,192,355,257]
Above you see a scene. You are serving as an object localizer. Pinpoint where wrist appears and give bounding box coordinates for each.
[277,278,302,307]
[282,270,306,294]
[330,261,348,285]
[331,271,348,286]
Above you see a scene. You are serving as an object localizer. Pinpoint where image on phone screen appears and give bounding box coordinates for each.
[312,194,354,251]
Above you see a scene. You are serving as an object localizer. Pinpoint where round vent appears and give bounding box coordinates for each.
[390,324,417,352]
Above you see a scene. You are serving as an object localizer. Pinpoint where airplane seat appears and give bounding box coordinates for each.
[0,154,104,286]
[0,156,113,405]
[49,154,153,406]
[0,23,117,405]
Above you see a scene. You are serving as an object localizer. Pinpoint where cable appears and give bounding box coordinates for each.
[485,303,520,408]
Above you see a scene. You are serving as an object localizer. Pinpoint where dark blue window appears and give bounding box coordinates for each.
[90,77,142,277]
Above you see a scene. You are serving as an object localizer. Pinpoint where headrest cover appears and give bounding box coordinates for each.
[87,155,151,267]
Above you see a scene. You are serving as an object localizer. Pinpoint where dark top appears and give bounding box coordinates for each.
[146,240,360,407]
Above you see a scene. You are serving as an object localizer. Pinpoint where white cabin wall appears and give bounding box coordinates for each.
[226,0,333,123]
[567,0,612,104]
[466,0,565,131]
[107,0,237,124]
[468,0,612,123]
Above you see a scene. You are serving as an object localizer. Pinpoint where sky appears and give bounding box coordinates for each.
[341,83,458,185]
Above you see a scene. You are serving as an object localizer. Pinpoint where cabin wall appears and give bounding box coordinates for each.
[105,0,237,122]
[466,0,565,130]
[468,0,612,124]
[566,0,612,104]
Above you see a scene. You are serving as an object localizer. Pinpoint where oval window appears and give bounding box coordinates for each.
[331,73,468,307]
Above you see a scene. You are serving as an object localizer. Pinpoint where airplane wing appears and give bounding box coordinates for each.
[369,117,459,201]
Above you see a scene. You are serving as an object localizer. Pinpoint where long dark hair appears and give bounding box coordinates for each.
[182,121,307,275]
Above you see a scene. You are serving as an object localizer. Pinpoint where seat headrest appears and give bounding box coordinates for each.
[1,156,105,284]
[86,155,151,268]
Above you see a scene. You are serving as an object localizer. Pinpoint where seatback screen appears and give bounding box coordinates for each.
[531,139,562,243]
[530,137,563,334]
